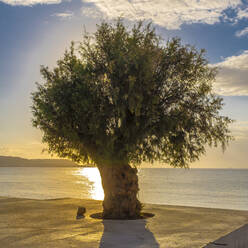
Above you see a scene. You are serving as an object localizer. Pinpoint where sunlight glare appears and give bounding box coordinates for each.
[78,168,104,200]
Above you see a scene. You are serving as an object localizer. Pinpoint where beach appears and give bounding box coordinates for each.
[1,197,248,248]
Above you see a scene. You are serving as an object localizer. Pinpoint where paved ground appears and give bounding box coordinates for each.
[1,197,248,248]
[204,224,248,248]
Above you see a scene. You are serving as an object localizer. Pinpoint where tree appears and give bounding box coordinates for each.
[31,20,233,219]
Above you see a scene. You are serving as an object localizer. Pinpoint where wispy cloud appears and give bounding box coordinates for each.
[213,51,248,96]
[82,0,241,30]
[236,27,248,37]
[0,0,62,6]
[0,146,10,154]
[237,7,248,19]
[0,143,51,159]
[52,11,74,19]
[230,121,248,140]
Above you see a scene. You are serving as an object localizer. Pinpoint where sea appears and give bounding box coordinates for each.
[0,167,248,211]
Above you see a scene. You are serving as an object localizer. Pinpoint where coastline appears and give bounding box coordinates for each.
[1,197,248,248]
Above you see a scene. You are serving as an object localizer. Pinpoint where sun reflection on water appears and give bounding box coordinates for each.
[77,167,104,200]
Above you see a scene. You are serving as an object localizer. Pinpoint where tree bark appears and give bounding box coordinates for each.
[98,164,142,219]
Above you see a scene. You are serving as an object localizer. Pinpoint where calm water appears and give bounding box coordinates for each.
[0,167,248,211]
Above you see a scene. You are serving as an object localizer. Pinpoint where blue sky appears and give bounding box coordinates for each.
[0,0,248,168]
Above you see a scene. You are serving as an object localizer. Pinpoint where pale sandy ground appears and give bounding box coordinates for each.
[1,197,248,248]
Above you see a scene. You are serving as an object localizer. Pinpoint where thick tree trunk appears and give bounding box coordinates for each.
[98,164,142,219]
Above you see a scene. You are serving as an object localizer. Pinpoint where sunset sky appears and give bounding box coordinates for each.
[0,0,248,168]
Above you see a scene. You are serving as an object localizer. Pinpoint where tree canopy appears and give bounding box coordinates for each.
[32,20,233,168]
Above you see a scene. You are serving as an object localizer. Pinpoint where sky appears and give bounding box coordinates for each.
[0,0,248,168]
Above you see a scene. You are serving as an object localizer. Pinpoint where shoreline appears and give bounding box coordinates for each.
[1,197,248,248]
[1,195,248,213]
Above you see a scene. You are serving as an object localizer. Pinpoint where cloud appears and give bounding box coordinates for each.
[52,11,74,19]
[0,146,10,154]
[0,143,52,159]
[237,7,248,19]
[213,51,248,96]
[230,121,248,140]
[81,0,241,30]
[0,0,61,6]
[235,27,248,37]
[236,27,248,37]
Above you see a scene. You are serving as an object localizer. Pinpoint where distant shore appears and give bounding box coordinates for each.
[1,197,248,248]
[0,156,93,167]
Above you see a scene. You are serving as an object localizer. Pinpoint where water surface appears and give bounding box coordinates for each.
[1,167,248,210]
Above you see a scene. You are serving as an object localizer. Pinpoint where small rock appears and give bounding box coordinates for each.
[76,206,86,219]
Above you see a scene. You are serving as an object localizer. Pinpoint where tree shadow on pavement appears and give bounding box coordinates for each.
[99,219,160,248]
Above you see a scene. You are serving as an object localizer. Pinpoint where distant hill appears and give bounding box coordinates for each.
[0,156,92,167]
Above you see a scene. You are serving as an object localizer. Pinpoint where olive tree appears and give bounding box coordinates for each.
[31,20,232,219]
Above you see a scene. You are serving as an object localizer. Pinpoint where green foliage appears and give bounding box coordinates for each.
[31,20,233,167]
